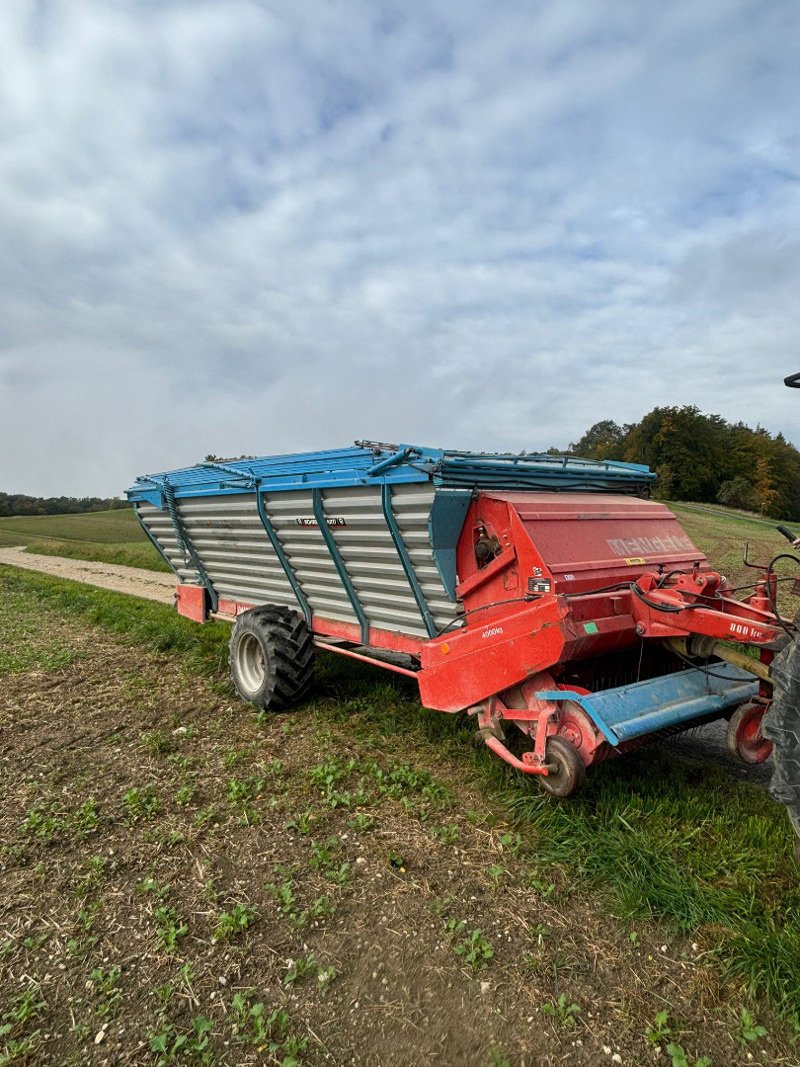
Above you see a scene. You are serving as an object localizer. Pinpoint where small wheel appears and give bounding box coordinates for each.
[538,736,585,798]
[727,703,773,765]
[229,606,315,712]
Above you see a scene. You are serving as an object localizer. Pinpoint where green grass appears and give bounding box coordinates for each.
[313,655,800,1022]
[0,579,80,674]
[0,565,228,677]
[24,538,170,573]
[2,563,800,1026]
[0,508,143,545]
[0,507,170,573]
[672,503,798,591]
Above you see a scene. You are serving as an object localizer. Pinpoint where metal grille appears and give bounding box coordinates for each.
[318,486,432,636]
[264,491,358,625]
[391,484,458,630]
[138,496,297,606]
[137,502,197,584]
[138,485,459,638]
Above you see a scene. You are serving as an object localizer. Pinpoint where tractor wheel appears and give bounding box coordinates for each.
[229,606,315,712]
[761,637,800,850]
[538,736,585,798]
[726,703,773,765]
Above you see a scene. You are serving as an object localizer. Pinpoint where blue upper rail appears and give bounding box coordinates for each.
[126,442,655,506]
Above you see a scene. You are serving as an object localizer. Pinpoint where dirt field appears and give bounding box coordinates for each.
[0,540,777,801]
[1,568,797,1067]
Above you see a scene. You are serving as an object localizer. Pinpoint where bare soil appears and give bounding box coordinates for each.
[1,610,796,1066]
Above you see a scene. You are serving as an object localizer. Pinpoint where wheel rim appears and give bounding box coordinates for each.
[539,736,585,797]
[540,756,571,796]
[733,705,773,765]
[235,632,267,695]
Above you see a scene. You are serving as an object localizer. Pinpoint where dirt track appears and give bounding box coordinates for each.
[0,546,175,603]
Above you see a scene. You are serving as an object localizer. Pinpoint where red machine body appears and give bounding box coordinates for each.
[415,493,779,785]
[419,492,709,710]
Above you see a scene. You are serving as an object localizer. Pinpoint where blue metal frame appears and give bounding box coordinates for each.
[255,488,312,625]
[428,489,473,601]
[155,478,218,612]
[533,690,619,745]
[368,447,415,477]
[195,460,257,489]
[535,662,758,746]
[312,488,369,644]
[381,484,436,637]
[127,444,655,503]
[133,504,182,580]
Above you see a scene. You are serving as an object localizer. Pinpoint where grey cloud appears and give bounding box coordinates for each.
[0,0,799,495]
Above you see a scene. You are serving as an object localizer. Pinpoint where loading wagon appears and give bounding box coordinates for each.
[126,442,798,818]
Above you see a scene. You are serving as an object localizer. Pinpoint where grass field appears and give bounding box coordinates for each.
[0,508,171,573]
[1,565,798,1066]
[2,499,800,1064]
[672,502,799,581]
[0,507,142,546]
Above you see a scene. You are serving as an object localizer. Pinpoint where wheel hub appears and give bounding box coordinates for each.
[235,632,266,695]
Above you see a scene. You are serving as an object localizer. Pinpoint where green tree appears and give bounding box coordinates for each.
[566,405,800,519]
[623,406,728,501]
[717,477,759,511]
[569,420,627,460]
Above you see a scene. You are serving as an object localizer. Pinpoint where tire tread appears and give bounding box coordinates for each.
[762,638,800,842]
[229,606,316,713]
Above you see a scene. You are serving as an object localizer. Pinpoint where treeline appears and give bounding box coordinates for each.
[568,406,800,520]
[0,493,127,517]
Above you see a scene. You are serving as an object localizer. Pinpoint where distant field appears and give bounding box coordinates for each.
[672,502,800,611]
[0,508,170,573]
[0,508,143,545]
[2,497,798,589]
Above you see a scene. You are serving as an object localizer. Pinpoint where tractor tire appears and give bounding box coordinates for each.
[229,606,315,712]
[538,736,585,798]
[761,637,800,848]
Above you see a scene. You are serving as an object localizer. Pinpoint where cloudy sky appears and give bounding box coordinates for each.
[2,0,799,496]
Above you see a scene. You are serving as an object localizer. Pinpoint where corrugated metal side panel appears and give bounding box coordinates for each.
[139,486,461,637]
[264,491,358,625]
[172,495,298,606]
[317,486,429,636]
[137,502,198,583]
[391,484,460,629]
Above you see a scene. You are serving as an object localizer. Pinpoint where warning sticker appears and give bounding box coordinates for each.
[624,557,647,565]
